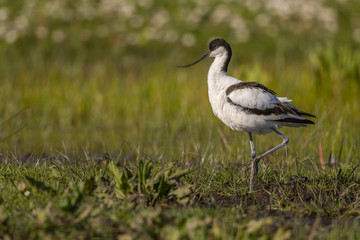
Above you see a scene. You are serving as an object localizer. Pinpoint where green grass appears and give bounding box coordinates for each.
[1,45,359,158]
[0,1,360,238]
[1,152,360,239]
[1,45,359,238]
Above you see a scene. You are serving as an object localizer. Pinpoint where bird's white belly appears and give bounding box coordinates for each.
[210,93,275,135]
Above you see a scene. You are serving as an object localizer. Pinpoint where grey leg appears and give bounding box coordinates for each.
[249,133,257,191]
[249,129,289,191]
[255,129,289,163]
[249,132,256,159]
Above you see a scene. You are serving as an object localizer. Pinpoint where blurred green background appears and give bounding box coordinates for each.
[1,2,360,238]
[0,0,359,160]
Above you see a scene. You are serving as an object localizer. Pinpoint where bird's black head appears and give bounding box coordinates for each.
[208,39,232,72]
[177,38,232,72]
[209,39,232,54]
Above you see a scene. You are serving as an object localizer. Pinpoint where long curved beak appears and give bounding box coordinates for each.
[177,53,209,68]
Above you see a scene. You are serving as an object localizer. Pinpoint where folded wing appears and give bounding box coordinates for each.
[226,82,315,125]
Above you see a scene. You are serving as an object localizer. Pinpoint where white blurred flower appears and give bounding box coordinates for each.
[63,9,74,21]
[0,24,6,37]
[181,33,196,47]
[112,22,125,33]
[256,14,271,28]
[45,1,63,18]
[80,28,92,41]
[144,26,161,40]
[299,3,317,21]
[118,3,135,19]
[265,25,278,37]
[126,32,139,45]
[319,8,338,33]
[336,0,348,4]
[151,9,169,28]
[137,0,153,9]
[0,8,8,21]
[24,1,36,11]
[230,17,249,43]
[245,0,260,12]
[353,28,360,42]
[77,2,95,19]
[5,30,18,43]
[0,0,346,45]
[24,190,30,197]
[210,5,230,24]
[266,0,292,19]
[186,8,207,26]
[130,16,144,28]
[52,30,66,43]
[194,2,210,17]
[36,26,49,39]
[15,16,29,33]
[96,25,109,38]
[164,30,178,43]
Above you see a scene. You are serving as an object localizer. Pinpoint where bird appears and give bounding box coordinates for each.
[178,38,315,191]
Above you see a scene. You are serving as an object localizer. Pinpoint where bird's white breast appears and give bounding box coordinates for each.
[207,62,244,130]
[207,59,277,134]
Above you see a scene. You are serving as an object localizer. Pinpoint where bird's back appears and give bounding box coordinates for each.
[208,78,315,134]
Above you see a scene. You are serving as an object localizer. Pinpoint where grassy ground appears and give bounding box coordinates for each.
[1,43,359,239]
[1,1,360,239]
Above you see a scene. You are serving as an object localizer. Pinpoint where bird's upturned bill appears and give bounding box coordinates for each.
[177,53,209,68]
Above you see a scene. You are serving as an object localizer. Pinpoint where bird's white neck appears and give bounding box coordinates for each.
[210,51,231,73]
[207,52,234,91]
[206,52,234,119]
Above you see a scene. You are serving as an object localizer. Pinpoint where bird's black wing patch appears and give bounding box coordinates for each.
[273,118,315,124]
[226,82,276,96]
[226,97,297,116]
[291,109,316,118]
